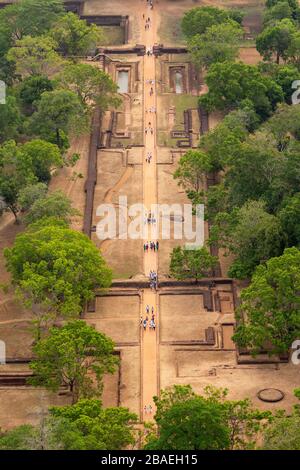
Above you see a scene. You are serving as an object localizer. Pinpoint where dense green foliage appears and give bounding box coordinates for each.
[29,321,118,403]
[199,61,284,119]
[182,6,243,71]
[170,246,218,281]
[0,400,138,449]
[4,222,112,331]
[49,399,138,449]
[144,385,268,450]
[233,247,300,354]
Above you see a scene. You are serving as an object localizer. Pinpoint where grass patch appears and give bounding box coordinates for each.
[158,14,185,45]
[103,26,125,46]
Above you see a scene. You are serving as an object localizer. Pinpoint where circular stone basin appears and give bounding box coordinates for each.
[257,388,285,403]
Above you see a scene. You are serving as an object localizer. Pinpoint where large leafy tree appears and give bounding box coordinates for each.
[0,140,36,221]
[0,424,38,450]
[0,95,21,143]
[170,246,218,282]
[4,221,112,331]
[263,1,295,25]
[173,150,212,207]
[266,0,300,19]
[181,6,229,38]
[57,63,121,111]
[144,385,267,450]
[50,399,138,449]
[233,247,300,355]
[285,29,300,66]
[213,200,284,279]
[18,182,48,211]
[256,19,296,64]
[19,75,54,112]
[21,139,63,183]
[0,400,138,450]
[7,35,64,78]
[188,21,243,70]
[215,111,300,213]
[260,63,300,103]
[29,90,88,148]
[29,321,118,403]
[24,190,78,225]
[50,12,104,56]
[145,388,230,450]
[0,138,62,220]
[199,61,284,120]
[278,193,300,245]
[262,414,300,450]
[0,0,64,43]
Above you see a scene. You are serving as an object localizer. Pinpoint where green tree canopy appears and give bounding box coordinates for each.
[29,90,88,148]
[21,139,63,183]
[256,19,296,64]
[0,140,36,220]
[0,94,21,143]
[259,63,300,103]
[7,35,64,78]
[213,200,284,279]
[50,12,104,56]
[263,1,295,25]
[0,0,64,43]
[285,29,300,66]
[4,222,112,327]
[199,61,284,119]
[266,0,299,19]
[0,424,37,450]
[50,399,138,449]
[24,190,78,225]
[170,246,218,282]
[233,247,300,355]
[57,63,121,111]
[144,385,268,450]
[181,6,230,38]
[262,414,300,449]
[173,150,212,207]
[19,75,54,111]
[29,321,118,403]
[278,193,300,245]
[187,21,243,70]
[18,182,48,211]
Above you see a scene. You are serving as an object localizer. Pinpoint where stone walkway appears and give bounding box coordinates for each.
[140,0,158,422]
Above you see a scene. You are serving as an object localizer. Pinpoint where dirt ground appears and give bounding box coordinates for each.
[160,347,300,412]
[84,293,142,415]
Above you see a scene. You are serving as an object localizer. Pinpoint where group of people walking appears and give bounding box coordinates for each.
[146,106,156,113]
[145,126,154,135]
[141,314,156,331]
[143,241,159,251]
[146,151,152,163]
[144,404,153,414]
[149,270,157,281]
[145,211,156,224]
[149,270,158,290]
